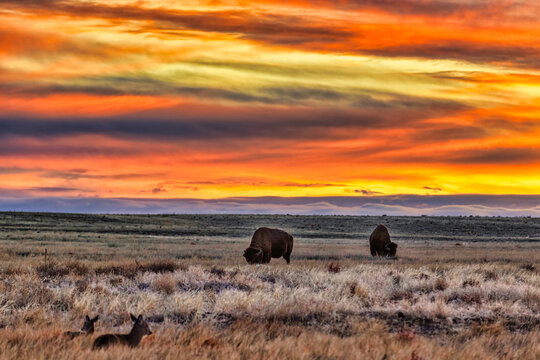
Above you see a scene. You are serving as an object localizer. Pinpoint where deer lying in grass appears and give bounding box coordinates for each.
[93,314,152,350]
[64,315,99,339]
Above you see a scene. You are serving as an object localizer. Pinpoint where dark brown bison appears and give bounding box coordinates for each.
[243,227,293,264]
[369,224,397,257]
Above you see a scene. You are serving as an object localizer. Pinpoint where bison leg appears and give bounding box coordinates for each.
[284,248,292,264]
[284,253,290,264]
[284,236,293,264]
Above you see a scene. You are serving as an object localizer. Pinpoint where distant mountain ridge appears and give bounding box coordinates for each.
[1,195,539,216]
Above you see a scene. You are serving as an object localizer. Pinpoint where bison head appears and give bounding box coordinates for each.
[243,247,263,264]
[384,242,398,257]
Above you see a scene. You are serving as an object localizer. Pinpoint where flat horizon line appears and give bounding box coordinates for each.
[0,210,537,218]
[1,194,539,217]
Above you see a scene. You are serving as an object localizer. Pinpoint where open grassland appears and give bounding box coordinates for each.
[0,212,538,359]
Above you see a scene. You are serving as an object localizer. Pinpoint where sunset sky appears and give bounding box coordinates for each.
[1,0,539,214]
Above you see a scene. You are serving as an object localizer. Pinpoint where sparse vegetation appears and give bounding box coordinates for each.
[0,212,538,359]
[327,262,341,273]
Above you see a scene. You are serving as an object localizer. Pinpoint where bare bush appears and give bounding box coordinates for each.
[209,267,226,277]
[327,262,341,273]
[35,262,69,278]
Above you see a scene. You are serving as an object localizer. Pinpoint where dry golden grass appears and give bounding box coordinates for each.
[0,261,538,359]
[0,318,538,359]
[0,212,538,359]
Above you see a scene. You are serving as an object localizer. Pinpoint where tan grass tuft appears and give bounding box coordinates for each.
[349,283,369,299]
[434,278,449,291]
[152,274,176,295]
[35,262,69,278]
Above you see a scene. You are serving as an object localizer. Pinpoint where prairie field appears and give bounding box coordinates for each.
[0,212,538,359]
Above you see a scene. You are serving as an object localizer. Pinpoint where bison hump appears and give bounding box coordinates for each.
[370,224,390,241]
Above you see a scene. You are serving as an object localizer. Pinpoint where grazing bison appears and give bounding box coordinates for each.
[369,224,398,257]
[243,227,293,264]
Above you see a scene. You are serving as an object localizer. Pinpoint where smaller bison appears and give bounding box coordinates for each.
[369,224,398,257]
[243,227,293,264]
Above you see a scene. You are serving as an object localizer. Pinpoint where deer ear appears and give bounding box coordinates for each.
[130,313,137,322]
[92,315,99,322]
[137,315,143,322]
[85,315,90,321]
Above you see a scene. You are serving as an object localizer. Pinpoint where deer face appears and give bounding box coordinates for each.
[130,314,152,335]
[81,315,99,333]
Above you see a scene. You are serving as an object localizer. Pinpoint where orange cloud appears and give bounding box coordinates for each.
[1,0,539,202]
[0,94,184,116]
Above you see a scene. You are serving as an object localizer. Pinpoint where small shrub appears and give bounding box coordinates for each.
[418,273,429,280]
[142,260,183,273]
[390,289,413,301]
[228,268,239,279]
[447,291,482,304]
[434,278,448,291]
[521,264,535,272]
[1,265,25,276]
[64,261,90,276]
[153,275,176,295]
[138,282,151,290]
[52,293,72,312]
[201,337,221,348]
[396,329,415,342]
[392,275,401,286]
[75,279,88,292]
[91,284,109,296]
[462,279,479,288]
[202,281,251,293]
[258,273,276,284]
[95,260,183,278]
[409,283,436,295]
[210,266,225,277]
[95,264,138,278]
[109,277,123,286]
[35,263,69,278]
[146,314,165,323]
[327,262,341,273]
[484,271,498,281]
[469,322,504,337]
[349,283,369,299]
[12,284,54,307]
[523,290,540,312]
